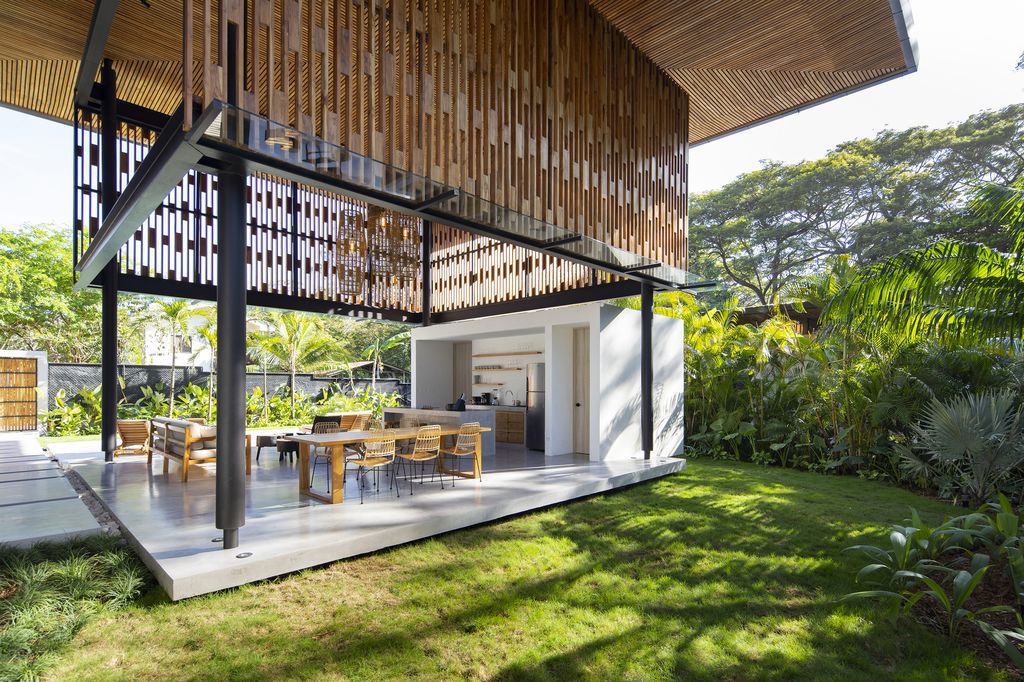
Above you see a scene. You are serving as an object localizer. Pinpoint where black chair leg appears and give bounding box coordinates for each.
[256,446,262,463]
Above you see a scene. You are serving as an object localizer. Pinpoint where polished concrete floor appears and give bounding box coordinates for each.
[59,443,685,600]
[0,434,101,547]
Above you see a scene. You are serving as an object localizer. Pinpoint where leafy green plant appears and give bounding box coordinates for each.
[900,390,1024,507]
[0,536,150,680]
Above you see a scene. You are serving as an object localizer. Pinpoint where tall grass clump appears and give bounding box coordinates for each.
[0,536,150,681]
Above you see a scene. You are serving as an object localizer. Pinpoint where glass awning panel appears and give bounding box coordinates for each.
[195,101,712,290]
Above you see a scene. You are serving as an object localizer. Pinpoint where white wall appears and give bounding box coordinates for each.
[546,325,575,456]
[411,340,453,408]
[470,333,543,405]
[653,314,686,459]
[597,306,643,459]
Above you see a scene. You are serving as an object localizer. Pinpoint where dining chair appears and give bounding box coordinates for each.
[344,430,398,504]
[395,424,443,495]
[342,412,373,482]
[309,420,342,490]
[439,422,483,484]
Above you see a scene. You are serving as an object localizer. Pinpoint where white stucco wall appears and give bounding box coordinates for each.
[411,340,454,408]
[652,313,686,459]
[597,306,643,459]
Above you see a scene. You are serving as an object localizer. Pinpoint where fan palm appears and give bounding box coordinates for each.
[823,180,1024,349]
[900,390,1024,507]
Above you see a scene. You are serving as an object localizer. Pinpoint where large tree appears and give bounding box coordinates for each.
[0,224,101,362]
[824,179,1024,348]
[690,104,1024,303]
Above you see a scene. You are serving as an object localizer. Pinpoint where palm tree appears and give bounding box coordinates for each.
[361,329,410,391]
[248,311,339,419]
[152,298,200,416]
[824,180,1024,349]
[190,309,218,422]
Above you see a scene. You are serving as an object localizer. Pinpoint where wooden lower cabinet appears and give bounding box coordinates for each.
[495,409,525,444]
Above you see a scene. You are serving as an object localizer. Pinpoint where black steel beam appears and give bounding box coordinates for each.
[640,281,654,460]
[412,187,458,210]
[421,221,432,326]
[539,234,583,249]
[622,262,661,273]
[74,0,120,109]
[100,59,118,462]
[116,274,421,323]
[430,280,641,324]
[85,82,170,131]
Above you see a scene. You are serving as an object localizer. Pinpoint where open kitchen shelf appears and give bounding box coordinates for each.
[471,351,542,358]
[473,383,504,388]
[473,367,522,372]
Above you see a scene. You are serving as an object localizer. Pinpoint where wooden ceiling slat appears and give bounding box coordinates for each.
[0,0,909,144]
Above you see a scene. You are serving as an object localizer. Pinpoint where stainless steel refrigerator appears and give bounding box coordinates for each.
[526,363,545,451]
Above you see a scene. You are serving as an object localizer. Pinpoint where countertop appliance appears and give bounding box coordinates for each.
[526,363,545,451]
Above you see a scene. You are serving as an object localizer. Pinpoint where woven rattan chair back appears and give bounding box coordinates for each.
[362,431,397,461]
[453,422,481,454]
[413,424,442,455]
[313,421,341,434]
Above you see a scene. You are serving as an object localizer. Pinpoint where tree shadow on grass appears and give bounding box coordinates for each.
[59,462,991,681]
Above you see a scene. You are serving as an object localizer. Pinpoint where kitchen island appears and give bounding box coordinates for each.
[383,406,497,457]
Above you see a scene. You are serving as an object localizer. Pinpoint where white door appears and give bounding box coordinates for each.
[572,327,590,454]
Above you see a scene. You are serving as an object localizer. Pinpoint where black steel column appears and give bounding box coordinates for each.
[100,59,119,462]
[640,281,654,459]
[421,220,432,326]
[216,167,247,550]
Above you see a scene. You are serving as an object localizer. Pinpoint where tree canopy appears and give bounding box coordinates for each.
[690,104,1024,303]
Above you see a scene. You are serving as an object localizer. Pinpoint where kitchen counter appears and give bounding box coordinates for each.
[383,407,497,456]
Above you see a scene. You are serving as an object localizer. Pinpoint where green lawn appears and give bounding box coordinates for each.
[36,461,1001,680]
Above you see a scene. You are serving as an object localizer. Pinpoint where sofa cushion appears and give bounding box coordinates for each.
[189,448,218,460]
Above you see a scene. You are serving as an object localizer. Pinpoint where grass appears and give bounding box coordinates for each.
[15,461,1008,680]
[0,535,149,681]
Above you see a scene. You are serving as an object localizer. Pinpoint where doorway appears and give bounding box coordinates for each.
[572,327,589,454]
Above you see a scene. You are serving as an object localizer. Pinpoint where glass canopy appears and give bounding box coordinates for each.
[195,101,711,290]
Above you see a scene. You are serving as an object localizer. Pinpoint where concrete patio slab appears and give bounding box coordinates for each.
[63,447,685,600]
[0,435,102,548]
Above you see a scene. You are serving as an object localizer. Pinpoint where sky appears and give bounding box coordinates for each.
[0,0,1022,228]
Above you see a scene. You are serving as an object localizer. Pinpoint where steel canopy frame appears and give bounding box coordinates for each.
[76,100,713,303]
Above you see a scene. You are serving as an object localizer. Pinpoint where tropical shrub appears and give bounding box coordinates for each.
[843,504,1024,667]
[44,381,404,435]
[900,390,1024,507]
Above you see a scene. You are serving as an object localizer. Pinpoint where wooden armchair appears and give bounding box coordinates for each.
[113,419,151,462]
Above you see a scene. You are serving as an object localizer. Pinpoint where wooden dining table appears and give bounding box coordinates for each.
[282,426,492,504]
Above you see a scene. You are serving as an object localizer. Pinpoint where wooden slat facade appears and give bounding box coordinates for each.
[186,0,689,270]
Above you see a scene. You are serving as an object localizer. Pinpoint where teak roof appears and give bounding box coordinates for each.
[587,0,916,143]
[0,0,915,144]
